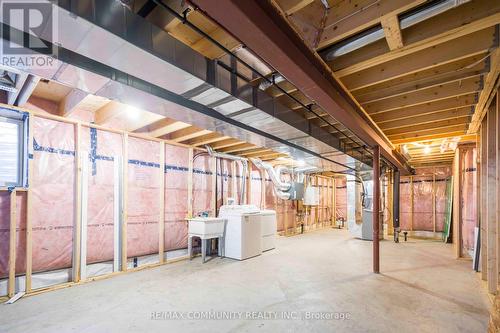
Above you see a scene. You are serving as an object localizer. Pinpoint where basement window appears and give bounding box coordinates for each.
[0,108,28,188]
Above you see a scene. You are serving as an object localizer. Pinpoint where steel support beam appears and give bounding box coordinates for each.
[192,0,411,174]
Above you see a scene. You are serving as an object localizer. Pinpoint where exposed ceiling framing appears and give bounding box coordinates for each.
[262,0,499,167]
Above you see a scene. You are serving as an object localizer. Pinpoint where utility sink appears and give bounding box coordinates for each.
[187,217,226,238]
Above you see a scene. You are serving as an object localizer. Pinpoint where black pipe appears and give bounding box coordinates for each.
[393,169,400,243]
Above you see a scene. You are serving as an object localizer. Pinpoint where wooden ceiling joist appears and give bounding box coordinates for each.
[141,118,191,138]
[334,9,500,77]
[371,93,477,123]
[379,107,472,131]
[318,0,425,49]
[168,126,212,142]
[219,143,256,153]
[356,66,486,104]
[392,131,471,145]
[381,15,403,51]
[186,133,230,146]
[363,75,482,114]
[278,0,315,16]
[468,47,500,133]
[385,118,469,137]
[339,27,495,90]
[211,138,244,149]
[352,53,488,102]
[389,126,467,142]
[240,149,274,157]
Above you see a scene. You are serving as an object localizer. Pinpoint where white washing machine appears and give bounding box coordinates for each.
[219,205,262,260]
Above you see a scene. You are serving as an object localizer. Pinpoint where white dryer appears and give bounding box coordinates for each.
[257,210,277,251]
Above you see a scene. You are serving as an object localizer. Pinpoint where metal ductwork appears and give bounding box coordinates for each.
[251,158,291,191]
[14,75,40,106]
[321,0,470,61]
[0,0,366,173]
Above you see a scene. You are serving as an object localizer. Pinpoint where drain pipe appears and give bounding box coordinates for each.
[206,145,248,204]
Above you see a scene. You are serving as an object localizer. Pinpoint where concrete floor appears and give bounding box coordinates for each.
[0,229,491,333]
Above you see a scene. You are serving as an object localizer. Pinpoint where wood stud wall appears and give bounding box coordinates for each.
[478,87,499,295]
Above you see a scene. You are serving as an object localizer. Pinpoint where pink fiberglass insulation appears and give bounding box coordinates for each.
[31,117,75,274]
[434,166,452,232]
[399,180,412,231]
[274,173,292,232]
[264,178,275,210]
[80,128,122,265]
[234,161,243,205]
[193,154,213,216]
[127,137,161,258]
[399,167,452,232]
[216,159,233,206]
[0,192,27,280]
[335,178,347,219]
[249,166,263,208]
[412,175,433,231]
[460,147,477,257]
[164,145,189,251]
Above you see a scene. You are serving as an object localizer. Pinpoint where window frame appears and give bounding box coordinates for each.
[0,107,29,188]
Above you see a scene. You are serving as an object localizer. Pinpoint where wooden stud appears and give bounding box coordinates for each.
[159,141,165,264]
[315,176,319,228]
[410,176,414,231]
[497,90,500,288]
[8,189,17,297]
[212,156,217,215]
[480,117,488,280]
[453,149,462,258]
[469,47,500,133]
[387,172,394,236]
[332,177,336,225]
[231,161,237,203]
[73,123,82,283]
[246,161,251,205]
[25,115,34,293]
[121,133,128,272]
[187,148,194,217]
[432,173,436,233]
[486,98,497,294]
[260,169,266,210]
